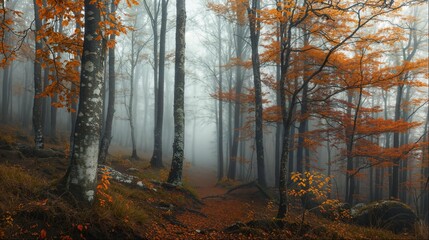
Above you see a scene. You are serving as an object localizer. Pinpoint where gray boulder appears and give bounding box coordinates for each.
[351,200,418,233]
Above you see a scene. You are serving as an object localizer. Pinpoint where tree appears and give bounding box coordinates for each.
[126,22,145,160]
[226,1,247,181]
[217,13,225,181]
[142,0,168,168]
[62,0,105,204]
[247,0,266,187]
[151,0,169,166]
[99,0,117,164]
[390,13,422,199]
[32,0,44,149]
[272,0,424,219]
[167,0,186,185]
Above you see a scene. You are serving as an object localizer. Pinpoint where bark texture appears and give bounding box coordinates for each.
[32,0,44,149]
[248,0,266,187]
[63,0,104,204]
[167,0,186,185]
[151,0,168,167]
[99,0,117,164]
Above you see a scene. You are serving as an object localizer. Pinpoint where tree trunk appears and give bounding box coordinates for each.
[99,0,117,164]
[227,23,245,180]
[391,84,403,199]
[297,29,310,173]
[151,0,168,168]
[32,0,44,149]
[42,66,50,136]
[21,63,31,128]
[248,0,266,187]
[400,85,411,202]
[167,0,186,185]
[345,90,359,205]
[274,21,282,187]
[63,0,104,205]
[129,40,138,160]
[217,14,224,181]
[326,126,332,199]
[2,65,10,123]
[277,19,294,218]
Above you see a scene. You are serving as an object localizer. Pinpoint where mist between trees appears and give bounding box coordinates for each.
[0,0,428,222]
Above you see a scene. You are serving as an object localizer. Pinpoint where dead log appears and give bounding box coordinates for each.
[226,181,275,202]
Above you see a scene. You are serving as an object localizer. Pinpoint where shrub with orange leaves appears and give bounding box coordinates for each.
[96,168,113,207]
[288,171,334,224]
[288,171,332,201]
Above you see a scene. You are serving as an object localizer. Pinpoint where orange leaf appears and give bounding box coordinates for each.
[40,229,47,239]
[77,224,83,232]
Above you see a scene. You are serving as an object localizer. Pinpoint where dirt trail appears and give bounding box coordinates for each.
[178,165,276,232]
[184,165,226,198]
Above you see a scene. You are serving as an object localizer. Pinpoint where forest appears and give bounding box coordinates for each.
[0,0,428,239]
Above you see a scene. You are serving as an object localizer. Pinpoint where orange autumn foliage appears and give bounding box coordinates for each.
[33,0,136,111]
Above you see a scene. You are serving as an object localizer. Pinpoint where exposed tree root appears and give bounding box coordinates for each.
[163,214,187,228]
[185,207,208,218]
[150,180,204,205]
[201,195,228,200]
[226,181,276,203]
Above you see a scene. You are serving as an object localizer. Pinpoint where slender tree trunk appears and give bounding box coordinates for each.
[274,23,282,187]
[248,0,266,187]
[277,18,294,218]
[32,0,44,149]
[400,85,411,202]
[167,0,186,185]
[99,0,117,164]
[21,63,30,128]
[227,24,245,180]
[192,114,196,165]
[345,92,358,205]
[62,0,105,204]
[42,66,50,135]
[2,65,10,123]
[129,44,138,160]
[227,58,233,175]
[142,68,149,152]
[217,14,224,181]
[422,104,429,222]
[151,0,168,168]
[296,83,308,173]
[326,126,332,199]
[297,29,310,173]
[391,84,403,199]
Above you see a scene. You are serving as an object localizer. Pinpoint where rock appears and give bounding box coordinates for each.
[126,167,139,173]
[350,203,366,216]
[351,200,418,233]
[317,201,351,221]
[99,165,138,184]
[98,165,147,190]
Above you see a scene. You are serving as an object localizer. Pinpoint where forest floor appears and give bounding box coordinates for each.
[0,125,425,239]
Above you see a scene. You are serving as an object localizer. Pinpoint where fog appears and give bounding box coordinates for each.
[1,0,428,221]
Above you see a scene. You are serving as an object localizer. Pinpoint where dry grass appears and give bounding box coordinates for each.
[414,220,429,239]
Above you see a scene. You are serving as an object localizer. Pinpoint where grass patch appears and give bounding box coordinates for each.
[0,165,47,210]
